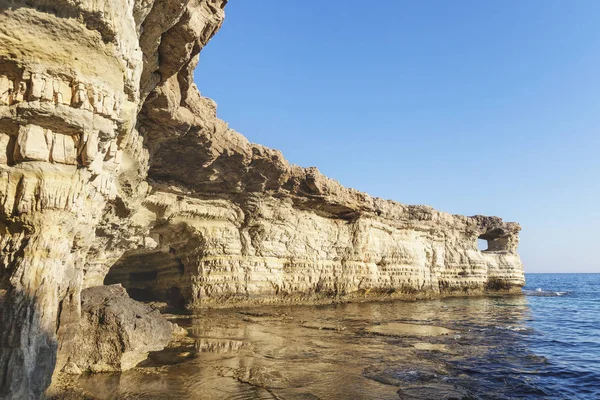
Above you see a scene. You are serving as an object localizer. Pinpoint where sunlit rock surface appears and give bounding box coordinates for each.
[0,0,524,398]
[106,191,524,308]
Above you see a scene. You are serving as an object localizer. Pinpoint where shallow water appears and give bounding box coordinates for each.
[74,273,600,399]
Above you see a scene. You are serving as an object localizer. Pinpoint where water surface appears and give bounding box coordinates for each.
[73,273,600,399]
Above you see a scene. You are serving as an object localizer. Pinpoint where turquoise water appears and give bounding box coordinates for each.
[73,273,600,399]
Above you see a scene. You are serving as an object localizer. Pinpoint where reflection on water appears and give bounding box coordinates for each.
[71,295,556,399]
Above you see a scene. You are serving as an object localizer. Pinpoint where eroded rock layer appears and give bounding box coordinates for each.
[0,1,524,398]
[105,191,523,308]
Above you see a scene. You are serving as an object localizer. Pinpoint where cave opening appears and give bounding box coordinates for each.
[104,250,188,310]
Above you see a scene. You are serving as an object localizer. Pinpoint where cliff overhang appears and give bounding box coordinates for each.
[0,1,524,398]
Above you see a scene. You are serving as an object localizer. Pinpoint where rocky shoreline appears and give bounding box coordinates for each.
[49,290,526,398]
[0,1,524,398]
[47,295,533,399]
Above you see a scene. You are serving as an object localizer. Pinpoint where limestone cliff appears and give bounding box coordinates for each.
[0,1,524,398]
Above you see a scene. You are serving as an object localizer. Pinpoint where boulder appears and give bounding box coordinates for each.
[64,285,174,373]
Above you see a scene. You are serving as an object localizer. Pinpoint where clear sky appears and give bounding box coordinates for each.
[194,0,600,273]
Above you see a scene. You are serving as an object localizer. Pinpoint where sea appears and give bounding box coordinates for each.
[72,273,600,400]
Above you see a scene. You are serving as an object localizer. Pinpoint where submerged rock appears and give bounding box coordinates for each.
[413,342,451,352]
[231,366,290,390]
[397,385,471,400]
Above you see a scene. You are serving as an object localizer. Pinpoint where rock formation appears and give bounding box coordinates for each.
[0,0,524,398]
[65,284,175,374]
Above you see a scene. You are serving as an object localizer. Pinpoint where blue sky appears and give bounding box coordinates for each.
[194,0,600,273]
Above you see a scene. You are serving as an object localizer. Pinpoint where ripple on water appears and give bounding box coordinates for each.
[366,322,454,337]
[69,277,600,399]
[523,289,571,297]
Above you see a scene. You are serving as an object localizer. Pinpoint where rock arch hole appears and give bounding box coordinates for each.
[477,238,488,251]
[478,228,510,252]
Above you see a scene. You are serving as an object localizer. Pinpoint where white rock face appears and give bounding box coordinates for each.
[107,191,524,308]
[0,1,523,398]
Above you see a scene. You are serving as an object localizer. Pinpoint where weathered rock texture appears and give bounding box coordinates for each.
[105,191,524,307]
[66,284,174,374]
[0,0,524,398]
